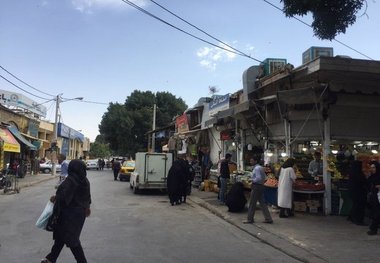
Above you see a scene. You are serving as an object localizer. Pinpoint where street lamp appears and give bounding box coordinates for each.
[52,94,83,176]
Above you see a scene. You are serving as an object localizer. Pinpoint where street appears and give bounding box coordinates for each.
[0,170,299,263]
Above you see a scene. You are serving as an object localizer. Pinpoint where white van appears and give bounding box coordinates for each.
[129,152,172,194]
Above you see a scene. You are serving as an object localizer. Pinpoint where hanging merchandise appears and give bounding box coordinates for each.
[197,130,210,147]
[178,139,187,154]
[168,136,176,151]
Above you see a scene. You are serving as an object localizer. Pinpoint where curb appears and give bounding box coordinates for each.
[20,175,58,189]
[188,195,328,263]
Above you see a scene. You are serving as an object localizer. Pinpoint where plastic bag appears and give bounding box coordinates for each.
[35,201,54,229]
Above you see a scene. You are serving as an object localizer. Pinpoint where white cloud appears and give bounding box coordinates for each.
[71,0,148,14]
[196,42,238,71]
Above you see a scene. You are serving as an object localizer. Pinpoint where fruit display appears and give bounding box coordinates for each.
[294,180,325,191]
[264,177,278,188]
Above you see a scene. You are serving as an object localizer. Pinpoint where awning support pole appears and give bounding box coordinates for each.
[323,117,332,215]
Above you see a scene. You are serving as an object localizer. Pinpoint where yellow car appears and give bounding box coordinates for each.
[119,160,135,181]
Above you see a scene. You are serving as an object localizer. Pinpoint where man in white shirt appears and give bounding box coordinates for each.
[57,154,69,186]
[243,156,273,224]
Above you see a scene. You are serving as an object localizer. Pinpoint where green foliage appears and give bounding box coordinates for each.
[89,142,111,159]
[281,0,365,40]
[98,90,187,156]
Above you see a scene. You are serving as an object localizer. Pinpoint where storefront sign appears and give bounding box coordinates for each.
[220,130,232,141]
[209,94,230,116]
[0,127,20,153]
[0,90,47,117]
[176,113,189,134]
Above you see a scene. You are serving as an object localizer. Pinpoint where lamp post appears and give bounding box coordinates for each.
[52,95,83,176]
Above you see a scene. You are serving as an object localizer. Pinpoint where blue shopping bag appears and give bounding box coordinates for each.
[35,201,54,229]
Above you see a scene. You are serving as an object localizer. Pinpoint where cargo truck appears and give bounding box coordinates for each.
[129,152,172,194]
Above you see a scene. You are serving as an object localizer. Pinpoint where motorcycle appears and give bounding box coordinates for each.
[0,169,12,190]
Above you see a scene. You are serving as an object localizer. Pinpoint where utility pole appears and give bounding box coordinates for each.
[52,94,60,176]
[152,103,157,152]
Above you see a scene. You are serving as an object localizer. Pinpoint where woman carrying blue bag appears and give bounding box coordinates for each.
[41,159,92,263]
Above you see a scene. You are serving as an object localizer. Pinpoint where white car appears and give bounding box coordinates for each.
[86,159,99,170]
[40,161,62,174]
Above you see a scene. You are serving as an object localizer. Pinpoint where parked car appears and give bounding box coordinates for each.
[40,161,61,174]
[86,159,99,170]
[119,160,135,181]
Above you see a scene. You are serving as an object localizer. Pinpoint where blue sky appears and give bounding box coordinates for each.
[1,0,379,141]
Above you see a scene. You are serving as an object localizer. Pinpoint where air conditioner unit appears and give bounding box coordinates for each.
[261,58,287,76]
[302,46,333,64]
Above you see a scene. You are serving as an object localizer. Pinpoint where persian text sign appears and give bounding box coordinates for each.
[0,128,20,153]
[176,113,189,134]
[0,90,47,117]
[209,94,229,116]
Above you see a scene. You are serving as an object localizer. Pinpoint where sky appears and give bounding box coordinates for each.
[1,0,379,142]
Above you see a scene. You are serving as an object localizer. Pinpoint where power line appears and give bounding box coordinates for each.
[121,0,262,63]
[0,73,51,100]
[148,0,262,63]
[0,65,56,97]
[262,0,374,60]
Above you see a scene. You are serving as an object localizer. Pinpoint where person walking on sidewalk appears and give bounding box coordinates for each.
[243,156,273,224]
[277,158,297,218]
[218,153,231,204]
[367,161,380,235]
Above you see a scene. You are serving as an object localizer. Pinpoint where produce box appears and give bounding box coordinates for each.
[294,201,307,212]
[306,200,321,207]
[308,206,319,213]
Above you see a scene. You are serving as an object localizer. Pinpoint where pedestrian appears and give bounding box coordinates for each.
[225,182,247,212]
[218,153,232,204]
[367,161,380,235]
[277,158,297,218]
[348,160,367,225]
[167,154,188,205]
[112,159,121,181]
[100,159,105,170]
[57,154,69,187]
[41,159,91,263]
[243,156,273,224]
[308,151,323,177]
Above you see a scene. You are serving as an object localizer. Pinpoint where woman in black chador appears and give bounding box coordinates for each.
[42,159,92,263]
[348,160,367,225]
[225,182,247,212]
[167,155,189,205]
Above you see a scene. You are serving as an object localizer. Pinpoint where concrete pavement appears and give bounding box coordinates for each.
[187,190,380,263]
[2,174,379,262]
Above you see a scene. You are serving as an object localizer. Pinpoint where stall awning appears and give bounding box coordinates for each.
[0,127,20,153]
[8,126,37,150]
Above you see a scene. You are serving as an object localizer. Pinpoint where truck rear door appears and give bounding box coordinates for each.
[144,153,169,182]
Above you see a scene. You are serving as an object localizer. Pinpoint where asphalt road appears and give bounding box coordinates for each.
[0,170,300,263]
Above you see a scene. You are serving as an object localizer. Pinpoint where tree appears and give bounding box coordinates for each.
[281,0,365,40]
[98,90,187,156]
[89,142,111,159]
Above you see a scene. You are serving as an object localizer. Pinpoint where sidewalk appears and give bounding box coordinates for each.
[188,189,379,263]
[0,172,57,195]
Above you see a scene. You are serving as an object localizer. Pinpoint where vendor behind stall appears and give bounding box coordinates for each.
[308,152,323,178]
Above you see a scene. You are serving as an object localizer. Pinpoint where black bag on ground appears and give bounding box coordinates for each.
[225,182,247,213]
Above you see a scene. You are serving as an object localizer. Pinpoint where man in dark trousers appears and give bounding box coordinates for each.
[219,153,231,204]
[112,159,121,181]
[243,156,273,224]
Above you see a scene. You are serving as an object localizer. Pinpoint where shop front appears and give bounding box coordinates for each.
[0,126,21,170]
